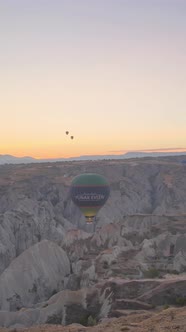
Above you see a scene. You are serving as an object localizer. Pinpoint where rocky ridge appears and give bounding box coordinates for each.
[0,157,186,329]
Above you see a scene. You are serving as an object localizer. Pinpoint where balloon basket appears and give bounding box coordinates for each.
[85,217,94,224]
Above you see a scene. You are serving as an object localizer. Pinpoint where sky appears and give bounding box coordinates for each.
[0,0,186,158]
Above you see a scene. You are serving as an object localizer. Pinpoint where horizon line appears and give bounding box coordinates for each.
[1,147,186,160]
[108,147,186,153]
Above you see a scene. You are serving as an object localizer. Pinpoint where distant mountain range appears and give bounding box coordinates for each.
[0,151,186,165]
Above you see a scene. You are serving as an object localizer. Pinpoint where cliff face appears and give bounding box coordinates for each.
[0,157,186,328]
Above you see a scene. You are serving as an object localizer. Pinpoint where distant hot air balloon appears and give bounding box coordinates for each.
[70,173,110,223]
[71,136,74,140]
[66,131,69,135]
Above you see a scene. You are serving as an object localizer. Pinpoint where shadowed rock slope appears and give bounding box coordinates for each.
[0,240,70,311]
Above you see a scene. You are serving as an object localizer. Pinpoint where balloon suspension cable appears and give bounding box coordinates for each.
[85,216,94,224]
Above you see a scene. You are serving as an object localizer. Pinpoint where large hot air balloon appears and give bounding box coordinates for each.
[65,131,69,135]
[70,173,110,223]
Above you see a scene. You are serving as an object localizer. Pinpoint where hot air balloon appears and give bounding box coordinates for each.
[70,173,110,223]
[71,136,74,140]
[65,131,69,135]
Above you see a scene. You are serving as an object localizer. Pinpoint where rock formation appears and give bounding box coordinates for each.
[0,156,186,329]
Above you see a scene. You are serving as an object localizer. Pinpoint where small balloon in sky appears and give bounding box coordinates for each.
[65,131,69,135]
[71,136,74,140]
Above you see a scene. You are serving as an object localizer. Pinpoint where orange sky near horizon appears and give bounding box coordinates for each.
[1,1,186,159]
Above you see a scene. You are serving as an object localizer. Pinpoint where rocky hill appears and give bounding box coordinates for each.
[0,156,186,330]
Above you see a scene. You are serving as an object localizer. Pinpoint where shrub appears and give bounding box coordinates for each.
[87,315,97,326]
[80,314,97,326]
[143,268,160,278]
[163,304,170,310]
[175,297,186,306]
[46,314,61,324]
